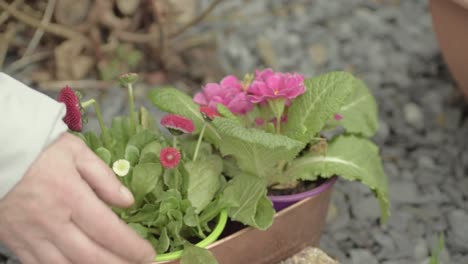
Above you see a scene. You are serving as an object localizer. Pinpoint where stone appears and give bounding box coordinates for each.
[280,247,338,264]
[256,36,279,69]
[448,210,468,249]
[413,238,429,261]
[352,195,380,222]
[308,44,328,66]
[403,102,424,129]
[389,181,421,204]
[350,249,379,264]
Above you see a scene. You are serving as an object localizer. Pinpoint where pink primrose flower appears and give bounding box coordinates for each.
[193,75,253,115]
[248,69,305,104]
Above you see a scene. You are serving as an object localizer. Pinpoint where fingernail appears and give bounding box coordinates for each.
[119,185,134,203]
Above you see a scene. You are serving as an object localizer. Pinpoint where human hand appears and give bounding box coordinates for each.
[0,133,156,264]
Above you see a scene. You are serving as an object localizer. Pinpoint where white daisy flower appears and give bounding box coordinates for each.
[112,159,131,177]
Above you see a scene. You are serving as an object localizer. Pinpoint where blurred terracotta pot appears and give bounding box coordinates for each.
[430,0,468,98]
[159,179,335,264]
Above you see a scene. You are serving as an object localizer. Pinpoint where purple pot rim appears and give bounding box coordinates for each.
[268,177,338,203]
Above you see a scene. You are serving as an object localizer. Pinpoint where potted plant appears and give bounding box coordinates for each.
[58,73,228,263]
[59,69,389,263]
[150,69,389,224]
[148,69,389,263]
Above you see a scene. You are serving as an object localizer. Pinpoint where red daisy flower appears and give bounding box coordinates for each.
[160,147,181,169]
[57,86,82,132]
[334,114,343,121]
[160,114,195,135]
[199,105,220,121]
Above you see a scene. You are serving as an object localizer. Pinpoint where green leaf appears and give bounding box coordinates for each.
[128,223,149,238]
[220,173,274,230]
[181,243,218,264]
[185,156,223,213]
[84,131,102,151]
[124,145,140,165]
[216,104,240,124]
[180,140,212,160]
[332,78,378,137]
[95,147,112,165]
[139,152,159,164]
[167,221,183,245]
[128,130,158,151]
[148,88,221,144]
[429,234,445,264]
[183,207,198,227]
[213,118,304,178]
[141,141,162,157]
[125,204,159,223]
[157,228,170,253]
[285,135,390,222]
[140,106,158,131]
[131,163,163,205]
[110,116,132,158]
[285,71,354,142]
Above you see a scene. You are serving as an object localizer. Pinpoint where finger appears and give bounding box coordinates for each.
[75,145,134,208]
[14,249,38,264]
[71,182,156,263]
[52,223,129,264]
[31,240,71,264]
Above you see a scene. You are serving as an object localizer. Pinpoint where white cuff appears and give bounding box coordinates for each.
[0,73,68,198]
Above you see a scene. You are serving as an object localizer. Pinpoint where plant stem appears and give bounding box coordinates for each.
[127,83,136,132]
[81,99,107,134]
[276,116,281,134]
[173,136,177,148]
[193,123,207,161]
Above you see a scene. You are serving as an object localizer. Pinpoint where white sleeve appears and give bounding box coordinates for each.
[0,73,69,199]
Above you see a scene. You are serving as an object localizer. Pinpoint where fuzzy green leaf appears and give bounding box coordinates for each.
[128,223,149,238]
[95,147,112,165]
[285,71,354,142]
[213,118,304,178]
[332,78,378,136]
[124,145,140,165]
[157,228,170,253]
[216,104,240,124]
[139,106,158,131]
[131,163,163,206]
[220,173,274,230]
[110,116,132,158]
[148,88,221,143]
[185,156,222,213]
[285,135,389,222]
[128,130,158,151]
[181,244,218,264]
[84,131,102,151]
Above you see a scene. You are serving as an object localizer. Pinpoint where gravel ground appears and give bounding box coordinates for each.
[2,0,468,263]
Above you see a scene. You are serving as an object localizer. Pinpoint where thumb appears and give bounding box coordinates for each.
[75,144,134,208]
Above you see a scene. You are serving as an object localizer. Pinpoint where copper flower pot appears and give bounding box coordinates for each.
[160,179,335,263]
[430,0,468,98]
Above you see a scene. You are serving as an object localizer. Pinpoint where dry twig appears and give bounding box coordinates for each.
[0,0,90,43]
[0,0,20,25]
[5,51,52,74]
[22,0,57,58]
[168,0,224,39]
[0,23,15,70]
[38,79,112,91]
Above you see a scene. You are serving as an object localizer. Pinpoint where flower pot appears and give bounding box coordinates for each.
[269,177,338,211]
[430,0,468,98]
[209,179,335,264]
[159,178,335,263]
[156,210,228,263]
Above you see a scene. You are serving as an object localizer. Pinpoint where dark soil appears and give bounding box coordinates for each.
[267,178,327,196]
